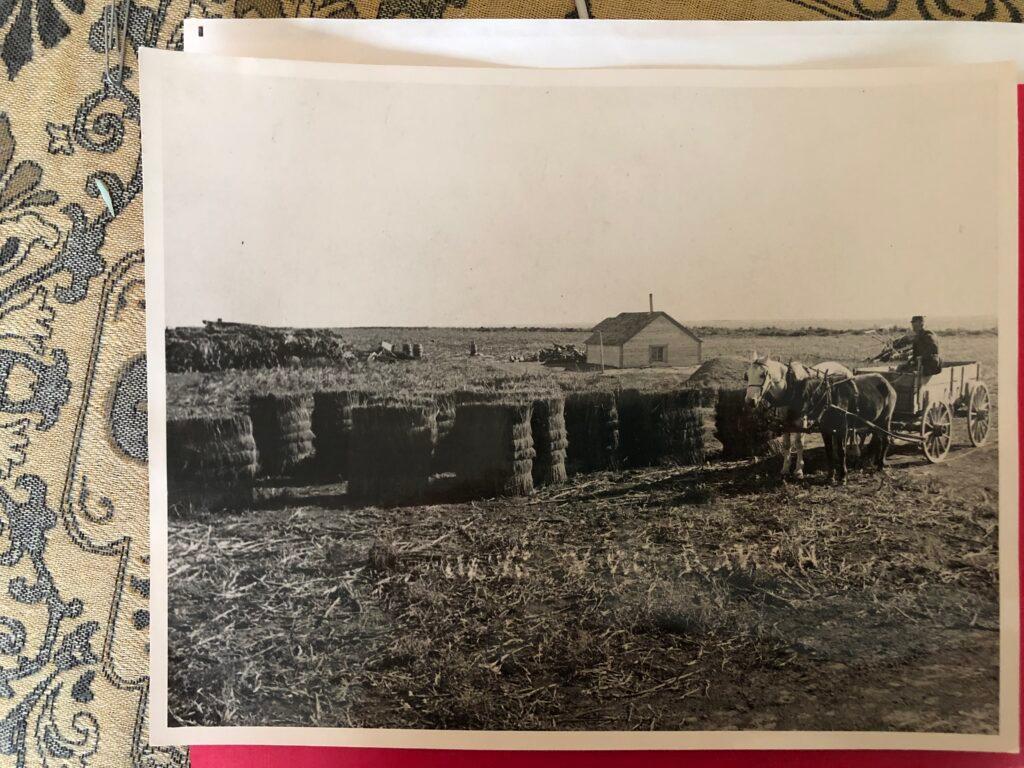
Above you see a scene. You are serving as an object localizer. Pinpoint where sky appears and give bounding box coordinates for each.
[159,62,1007,329]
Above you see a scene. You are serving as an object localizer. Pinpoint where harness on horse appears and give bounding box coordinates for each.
[805,374,875,434]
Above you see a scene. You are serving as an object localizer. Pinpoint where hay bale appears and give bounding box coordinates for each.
[564,391,620,474]
[531,397,568,487]
[248,394,315,476]
[348,404,437,504]
[165,415,257,513]
[431,394,458,474]
[451,402,535,497]
[714,388,784,460]
[311,390,363,479]
[166,414,258,482]
[656,392,706,466]
[617,390,705,468]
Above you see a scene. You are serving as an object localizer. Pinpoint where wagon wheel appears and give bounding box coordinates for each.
[920,400,953,463]
[967,383,991,447]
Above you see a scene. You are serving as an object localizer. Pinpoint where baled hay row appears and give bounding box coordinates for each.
[617,390,705,468]
[348,404,438,504]
[655,398,706,467]
[248,393,316,476]
[311,390,364,479]
[563,391,620,475]
[714,389,785,460]
[451,402,536,497]
[440,389,547,477]
[165,415,257,515]
[166,414,258,482]
[531,397,568,487]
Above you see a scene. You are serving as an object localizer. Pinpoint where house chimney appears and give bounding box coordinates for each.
[649,293,654,314]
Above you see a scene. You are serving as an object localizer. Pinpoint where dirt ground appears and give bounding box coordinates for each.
[168,426,1000,732]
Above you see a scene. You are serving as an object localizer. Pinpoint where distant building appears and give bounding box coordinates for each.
[585,311,702,368]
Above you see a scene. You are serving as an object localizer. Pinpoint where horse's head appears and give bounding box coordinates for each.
[745,355,784,407]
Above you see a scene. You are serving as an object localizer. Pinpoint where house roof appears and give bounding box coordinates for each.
[584,312,702,346]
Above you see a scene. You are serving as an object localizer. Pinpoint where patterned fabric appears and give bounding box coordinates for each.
[0,0,1015,761]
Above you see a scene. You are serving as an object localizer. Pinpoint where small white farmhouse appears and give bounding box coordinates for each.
[584,311,702,368]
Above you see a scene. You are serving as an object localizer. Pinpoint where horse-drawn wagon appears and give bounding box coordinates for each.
[853,360,991,463]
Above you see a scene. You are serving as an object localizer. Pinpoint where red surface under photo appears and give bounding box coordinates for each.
[187,84,1024,768]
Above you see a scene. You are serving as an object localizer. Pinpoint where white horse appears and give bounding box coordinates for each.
[744,354,853,479]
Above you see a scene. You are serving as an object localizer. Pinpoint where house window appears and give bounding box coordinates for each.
[649,345,667,363]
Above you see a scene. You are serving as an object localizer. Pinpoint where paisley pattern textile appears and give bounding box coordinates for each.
[0,0,1014,761]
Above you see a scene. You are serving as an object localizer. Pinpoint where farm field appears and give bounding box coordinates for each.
[165,326,999,415]
[166,328,1000,731]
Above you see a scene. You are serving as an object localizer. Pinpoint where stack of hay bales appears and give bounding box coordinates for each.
[656,390,706,466]
[348,403,438,504]
[451,401,535,497]
[248,394,315,476]
[531,397,568,487]
[311,390,363,480]
[165,414,258,513]
[616,389,705,468]
[564,391,620,474]
[714,388,784,459]
[431,393,458,474]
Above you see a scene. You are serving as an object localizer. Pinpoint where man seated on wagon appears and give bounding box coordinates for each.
[892,315,942,375]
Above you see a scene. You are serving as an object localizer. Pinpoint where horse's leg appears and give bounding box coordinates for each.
[847,430,861,467]
[862,431,874,466]
[836,422,848,485]
[780,431,792,477]
[821,429,834,483]
[793,432,804,479]
[877,397,896,470]
[861,431,875,468]
[876,424,890,470]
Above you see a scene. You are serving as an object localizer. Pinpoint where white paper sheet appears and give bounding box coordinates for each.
[141,47,1019,750]
[183,18,1024,76]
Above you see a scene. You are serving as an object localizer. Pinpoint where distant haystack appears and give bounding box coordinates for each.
[686,357,748,391]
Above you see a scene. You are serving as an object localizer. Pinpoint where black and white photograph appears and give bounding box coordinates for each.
[141,51,1018,748]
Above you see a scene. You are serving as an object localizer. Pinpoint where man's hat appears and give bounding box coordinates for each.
[911,315,924,323]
